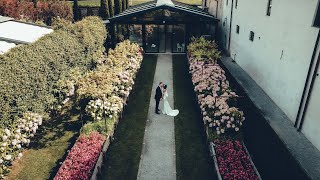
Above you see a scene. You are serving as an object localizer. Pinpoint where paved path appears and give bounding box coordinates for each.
[137,54,176,180]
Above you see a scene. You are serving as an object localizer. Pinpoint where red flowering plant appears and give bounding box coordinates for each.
[214,139,259,180]
[0,0,72,25]
[54,132,105,180]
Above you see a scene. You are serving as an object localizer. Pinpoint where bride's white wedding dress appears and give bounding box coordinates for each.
[161,91,179,116]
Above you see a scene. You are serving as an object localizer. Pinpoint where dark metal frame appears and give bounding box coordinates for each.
[107,0,218,53]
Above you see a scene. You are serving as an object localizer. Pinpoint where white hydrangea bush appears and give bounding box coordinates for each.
[86,96,124,121]
[0,112,42,176]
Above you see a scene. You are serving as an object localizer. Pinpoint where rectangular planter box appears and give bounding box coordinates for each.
[187,54,262,180]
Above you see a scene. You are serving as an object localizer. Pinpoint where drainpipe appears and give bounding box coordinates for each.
[227,0,234,53]
[295,29,320,131]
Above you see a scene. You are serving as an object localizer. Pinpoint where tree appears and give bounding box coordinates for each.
[122,0,126,11]
[119,0,122,13]
[108,0,113,17]
[126,0,129,9]
[114,0,120,15]
[99,0,109,19]
[73,0,80,21]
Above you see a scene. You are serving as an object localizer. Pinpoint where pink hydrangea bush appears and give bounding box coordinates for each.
[188,56,245,135]
[214,140,259,180]
[54,132,105,180]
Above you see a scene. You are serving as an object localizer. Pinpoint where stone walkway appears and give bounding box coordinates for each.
[137,54,176,180]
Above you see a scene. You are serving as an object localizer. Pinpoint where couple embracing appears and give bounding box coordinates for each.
[154,82,179,116]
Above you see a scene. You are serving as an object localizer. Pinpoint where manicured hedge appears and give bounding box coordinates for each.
[0,16,106,128]
[0,16,106,177]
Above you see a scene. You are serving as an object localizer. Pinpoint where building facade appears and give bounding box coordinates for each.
[204,0,320,152]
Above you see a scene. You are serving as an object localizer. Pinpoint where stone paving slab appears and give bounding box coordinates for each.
[137,54,176,180]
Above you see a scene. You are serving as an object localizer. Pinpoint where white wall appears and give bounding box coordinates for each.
[302,46,320,151]
[204,0,320,150]
[205,0,230,49]
[229,0,319,122]
[221,0,231,50]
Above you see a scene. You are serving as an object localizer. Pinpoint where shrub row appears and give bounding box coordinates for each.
[54,132,105,180]
[0,17,106,177]
[187,37,245,136]
[79,40,143,134]
[188,37,260,179]
[0,0,72,25]
[55,40,143,179]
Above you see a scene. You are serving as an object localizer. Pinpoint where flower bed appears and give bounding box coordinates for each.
[54,40,143,179]
[213,140,260,180]
[54,132,105,180]
[187,37,244,135]
[187,37,260,180]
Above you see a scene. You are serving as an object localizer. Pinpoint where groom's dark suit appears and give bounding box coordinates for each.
[154,86,163,113]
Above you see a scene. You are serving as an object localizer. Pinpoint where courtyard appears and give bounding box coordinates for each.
[0,0,320,179]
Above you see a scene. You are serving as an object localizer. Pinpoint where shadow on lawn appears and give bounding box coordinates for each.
[172,54,216,180]
[30,105,82,149]
[26,102,83,179]
[99,55,157,180]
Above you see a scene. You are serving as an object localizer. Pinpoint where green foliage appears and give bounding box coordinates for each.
[0,17,107,128]
[76,40,143,134]
[108,0,114,17]
[122,0,126,11]
[76,66,116,100]
[114,0,121,15]
[81,117,115,136]
[99,0,110,19]
[187,37,221,63]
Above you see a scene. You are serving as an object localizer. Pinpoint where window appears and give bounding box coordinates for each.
[236,25,240,34]
[226,0,228,6]
[266,0,272,16]
[235,0,238,9]
[313,0,320,27]
[249,31,254,41]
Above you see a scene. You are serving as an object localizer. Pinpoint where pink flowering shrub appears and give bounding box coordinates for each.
[54,132,105,180]
[187,38,245,135]
[214,140,259,180]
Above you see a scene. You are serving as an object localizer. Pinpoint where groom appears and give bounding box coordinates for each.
[154,82,163,114]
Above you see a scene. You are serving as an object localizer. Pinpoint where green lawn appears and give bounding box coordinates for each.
[173,54,216,180]
[7,106,82,180]
[99,55,157,180]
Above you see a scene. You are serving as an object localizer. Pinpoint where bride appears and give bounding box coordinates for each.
[161,85,179,116]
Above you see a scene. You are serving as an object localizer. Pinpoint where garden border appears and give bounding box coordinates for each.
[90,117,117,180]
[90,64,141,180]
[187,54,262,180]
